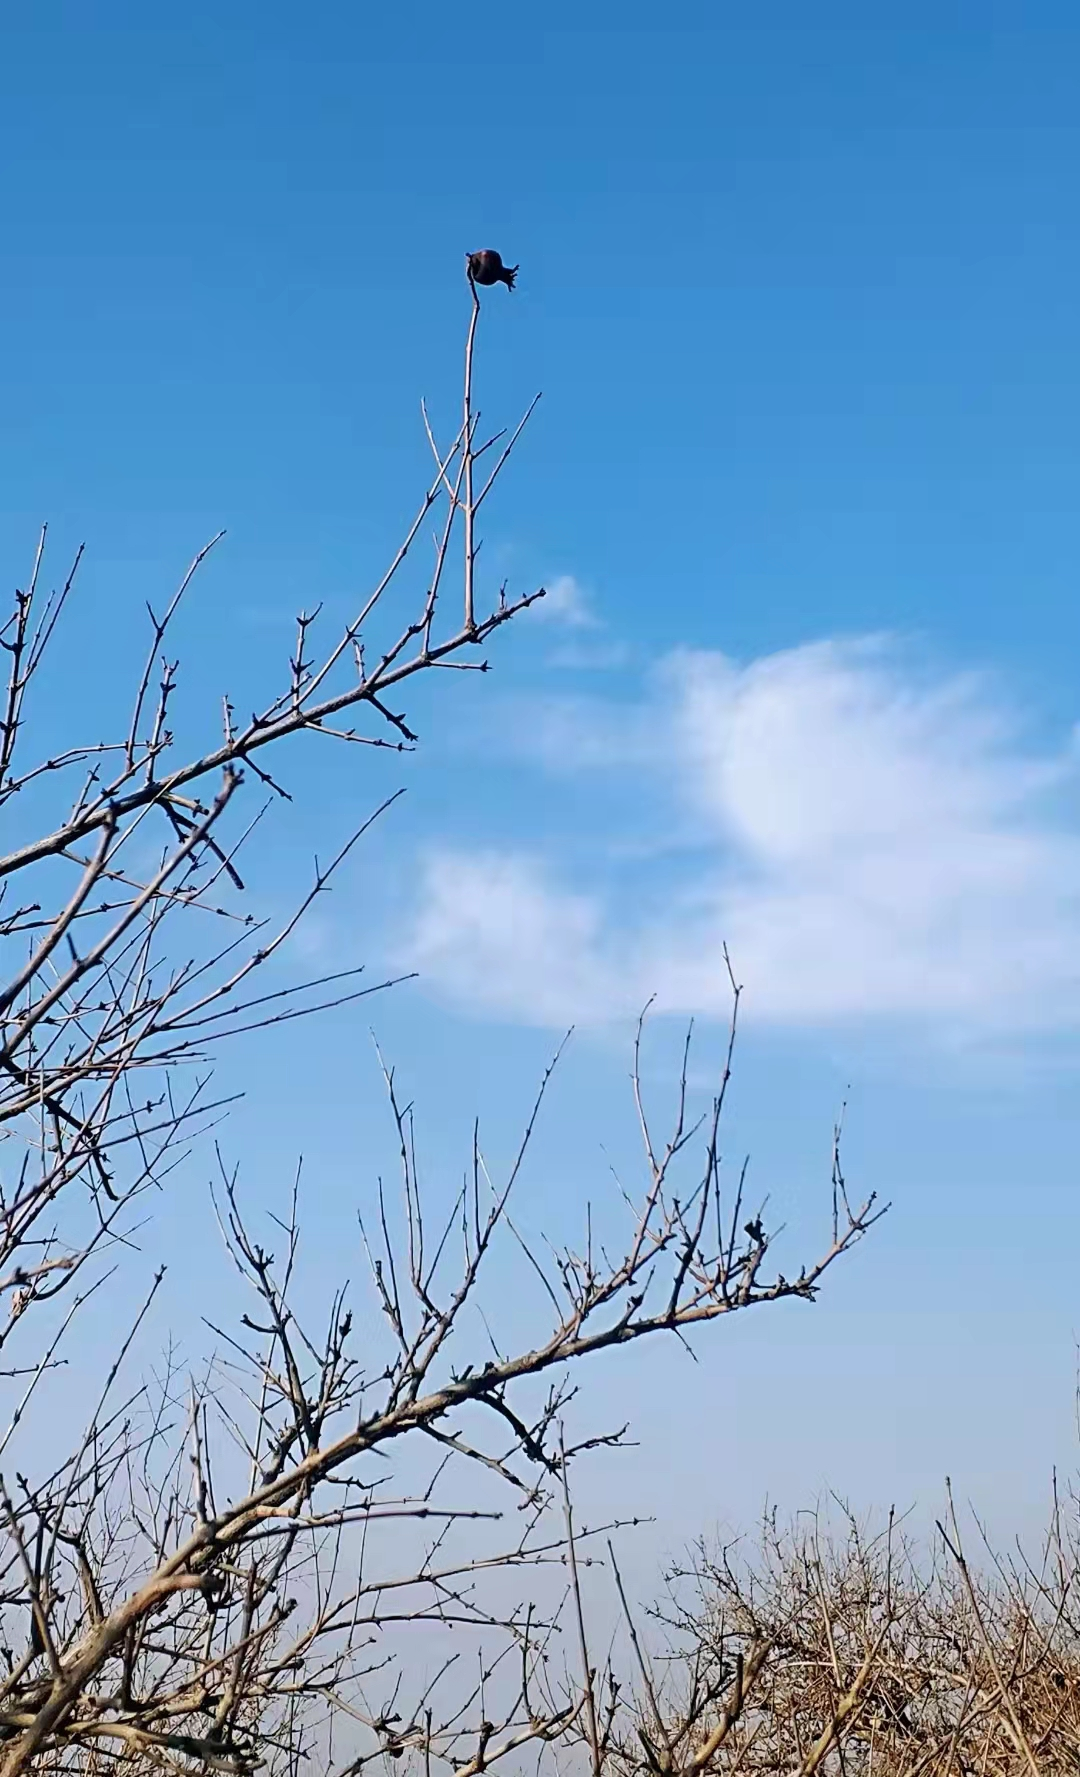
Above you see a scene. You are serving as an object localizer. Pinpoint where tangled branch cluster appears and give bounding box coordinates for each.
[0,284,879,1775]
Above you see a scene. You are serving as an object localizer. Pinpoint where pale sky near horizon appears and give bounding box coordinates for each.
[3,2,1080,1584]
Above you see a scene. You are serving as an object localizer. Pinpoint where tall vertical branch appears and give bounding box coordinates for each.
[562,1428,603,1777]
[463,274,481,634]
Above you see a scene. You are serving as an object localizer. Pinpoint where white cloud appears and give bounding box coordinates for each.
[402,637,1080,1042]
[408,851,615,1026]
[530,574,600,629]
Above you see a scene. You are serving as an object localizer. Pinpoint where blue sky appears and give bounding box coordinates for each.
[4,3,1080,1573]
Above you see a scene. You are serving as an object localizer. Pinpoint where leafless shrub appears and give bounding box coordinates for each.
[595,1484,1080,1776]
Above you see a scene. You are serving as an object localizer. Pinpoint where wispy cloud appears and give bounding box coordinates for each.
[529,573,600,629]
[402,637,1080,1043]
[408,850,615,1026]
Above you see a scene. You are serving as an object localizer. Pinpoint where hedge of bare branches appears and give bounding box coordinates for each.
[587,1486,1080,1777]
